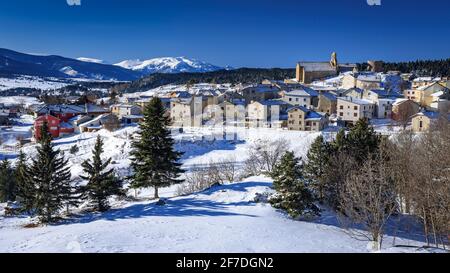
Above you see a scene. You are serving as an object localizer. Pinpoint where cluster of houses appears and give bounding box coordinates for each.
[13,53,448,142]
[0,103,20,126]
[31,103,144,141]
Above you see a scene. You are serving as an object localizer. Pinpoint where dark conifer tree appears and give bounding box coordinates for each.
[303,136,332,202]
[130,97,184,199]
[270,151,319,218]
[80,136,122,211]
[29,122,74,223]
[0,158,16,202]
[15,150,34,213]
[346,118,380,162]
[333,128,347,151]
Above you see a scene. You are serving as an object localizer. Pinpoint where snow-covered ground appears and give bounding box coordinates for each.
[0,76,70,91]
[0,175,433,253]
[0,123,436,253]
[0,96,41,107]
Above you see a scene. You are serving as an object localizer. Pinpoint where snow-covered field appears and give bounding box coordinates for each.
[0,124,435,253]
[0,174,434,253]
[0,96,41,107]
[0,76,70,91]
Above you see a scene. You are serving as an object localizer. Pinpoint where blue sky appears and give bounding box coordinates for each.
[0,0,449,68]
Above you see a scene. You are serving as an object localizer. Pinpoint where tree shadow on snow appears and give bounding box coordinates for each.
[60,181,269,226]
[310,208,433,245]
[177,139,245,160]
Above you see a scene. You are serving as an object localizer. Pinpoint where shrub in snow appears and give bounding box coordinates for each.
[176,166,219,196]
[253,192,272,204]
[155,198,168,206]
[244,138,288,176]
[69,145,79,155]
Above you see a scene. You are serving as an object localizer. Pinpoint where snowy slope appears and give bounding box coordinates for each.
[115,57,226,74]
[0,48,141,81]
[0,175,432,253]
[0,123,435,253]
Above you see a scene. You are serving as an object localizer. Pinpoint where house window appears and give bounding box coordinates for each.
[339,112,343,116]
[354,113,357,117]
[289,98,292,101]
[354,106,358,110]
[340,105,344,110]
[419,120,423,128]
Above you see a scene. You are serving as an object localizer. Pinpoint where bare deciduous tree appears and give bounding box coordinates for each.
[244,138,288,176]
[339,149,397,251]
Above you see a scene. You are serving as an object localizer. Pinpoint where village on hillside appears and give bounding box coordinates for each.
[1,52,449,152]
[0,52,449,253]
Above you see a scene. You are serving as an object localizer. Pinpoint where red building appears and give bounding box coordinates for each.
[34,114,75,141]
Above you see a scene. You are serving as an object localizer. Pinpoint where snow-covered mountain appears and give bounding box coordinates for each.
[0,48,142,81]
[76,57,106,64]
[115,57,227,74]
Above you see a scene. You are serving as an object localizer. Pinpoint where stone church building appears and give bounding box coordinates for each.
[296,52,356,84]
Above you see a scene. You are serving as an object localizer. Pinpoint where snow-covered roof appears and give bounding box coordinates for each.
[417,82,447,91]
[338,97,374,105]
[305,111,324,120]
[413,77,441,82]
[259,100,289,106]
[412,111,441,120]
[286,106,324,120]
[36,104,107,114]
[122,115,144,119]
[284,86,319,97]
[60,122,73,129]
[357,74,381,82]
[298,62,336,72]
[431,91,444,97]
[79,113,111,127]
[111,104,139,109]
[320,92,337,101]
[392,98,410,106]
[287,105,309,113]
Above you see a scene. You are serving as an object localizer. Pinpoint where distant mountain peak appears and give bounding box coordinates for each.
[76,57,106,64]
[114,56,227,74]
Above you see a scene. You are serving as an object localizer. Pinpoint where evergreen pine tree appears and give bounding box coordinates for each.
[346,118,380,162]
[80,135,123,211]
[0,158,16,202]
[333,128,347,151]
[130,97,184,199]
[303,136,332,202]
[270,151,319,218]
[29,122,74,223]
[15,150,34,213]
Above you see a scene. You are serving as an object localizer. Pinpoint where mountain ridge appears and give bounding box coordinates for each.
[114,56,228,74]
[0,48,141,81]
